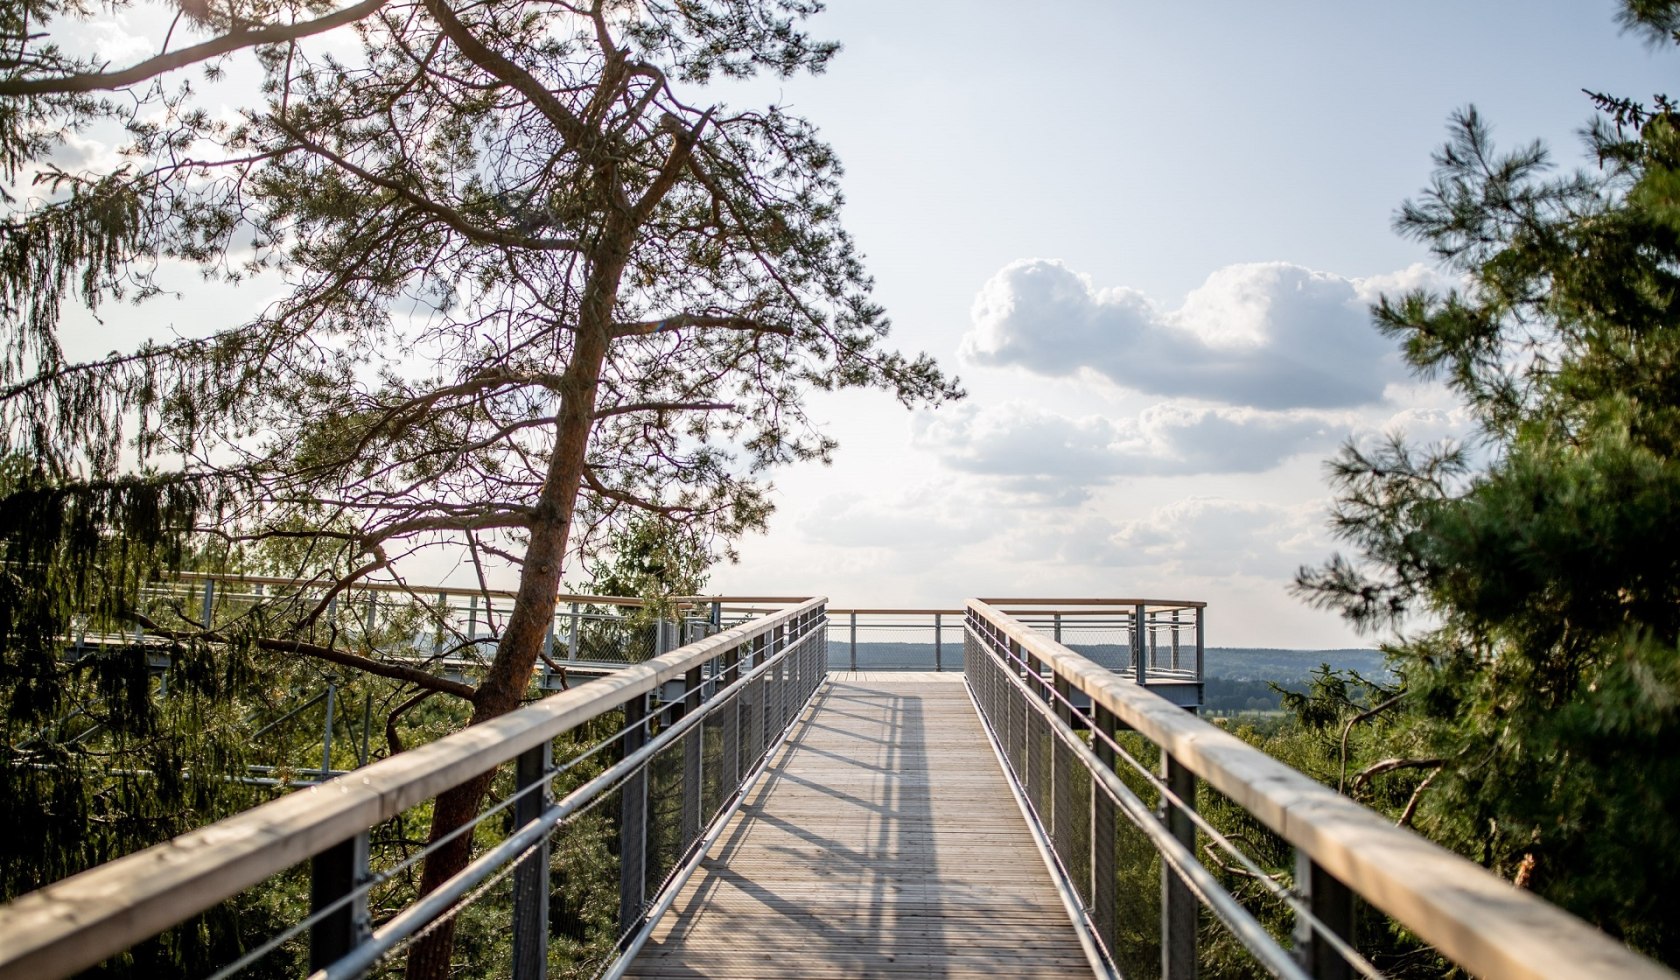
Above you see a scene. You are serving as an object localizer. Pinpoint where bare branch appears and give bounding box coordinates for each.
[1352,756,1444,792]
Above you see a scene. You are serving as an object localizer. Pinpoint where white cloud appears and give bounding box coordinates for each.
[912,400,1337,499]
[962,259,1441,409]
[1021,498,1331,579]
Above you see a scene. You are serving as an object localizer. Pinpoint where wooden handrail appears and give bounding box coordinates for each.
[0,598,825,980]
[966,599,1673,980]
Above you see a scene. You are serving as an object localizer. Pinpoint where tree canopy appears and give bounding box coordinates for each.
[0,0,958,973]
[1296,0,1680,963]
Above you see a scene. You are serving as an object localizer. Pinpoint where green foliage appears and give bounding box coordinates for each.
[1296,1,1680,964]
[585,515,714,619]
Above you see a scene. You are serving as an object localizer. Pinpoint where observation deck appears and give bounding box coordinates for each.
[0,590,1672,980]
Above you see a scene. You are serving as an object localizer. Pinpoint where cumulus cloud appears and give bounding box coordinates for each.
[1014,498,1329,578]
[912,400,1335,499]
[962,259,1439,409]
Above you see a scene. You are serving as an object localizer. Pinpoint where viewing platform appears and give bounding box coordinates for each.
[0,592,1672,980]
[629,673,1092,978]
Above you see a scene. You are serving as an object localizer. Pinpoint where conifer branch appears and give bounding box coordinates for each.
[0,0,391,96]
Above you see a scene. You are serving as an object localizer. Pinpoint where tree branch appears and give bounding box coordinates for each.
[592,400,735,419]
[272,118,582,252]
[1352,756,1444,792]
[1338,693,1404,793]
[386,688,437,756]
[129,612,477,701]
[611,314,791,339]
[0,0,390,96]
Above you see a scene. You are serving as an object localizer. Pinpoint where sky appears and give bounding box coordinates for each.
[691,0,1677,646]
[47,1,1679,647]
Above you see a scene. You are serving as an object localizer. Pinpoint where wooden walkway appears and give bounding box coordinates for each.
[625,672,1094,978]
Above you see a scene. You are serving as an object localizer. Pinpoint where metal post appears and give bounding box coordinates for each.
[512,742,552,980]
[365,593,378,640]
[320,682,336,776]
[568,602,580,660]
[619,692,650,931]
[1295,851,1355,979]
[849,612,858,672]
[468,594,479,640]
[200,579,215,629]
[1133,604,1147,685]
[542,616,555,684]
[433,591,447,656]
[681,665,703,851]
[934,613,943,672]
[1171,608,1181,671]
[309,832,371,970]
[1053,612,1062,643]
[1091,704,1118,954]
[358,695,372,767]
[722,645,742,792]
[1195,607,1205,683]
[1162,752,1198,980]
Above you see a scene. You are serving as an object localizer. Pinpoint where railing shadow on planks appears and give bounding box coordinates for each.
[0,596,1671,979]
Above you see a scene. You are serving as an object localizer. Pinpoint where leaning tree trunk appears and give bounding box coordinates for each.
[403,265,622,979]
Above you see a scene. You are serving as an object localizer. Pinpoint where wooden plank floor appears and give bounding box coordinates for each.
[625,673,1093,979]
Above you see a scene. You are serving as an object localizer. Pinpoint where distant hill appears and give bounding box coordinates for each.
[1203,647,1387,682]
[826,641,1386,683]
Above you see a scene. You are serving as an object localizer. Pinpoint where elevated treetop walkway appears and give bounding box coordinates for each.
[0,595,1671,979]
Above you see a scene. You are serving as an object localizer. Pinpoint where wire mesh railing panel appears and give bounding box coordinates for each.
[824,612,962,671]
[0,600,828,980]
[960,599,1668,980]
[966,604,1329,980]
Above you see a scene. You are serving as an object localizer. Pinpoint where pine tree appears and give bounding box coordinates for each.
[0,1,959,974]
[1297,2,1680,963]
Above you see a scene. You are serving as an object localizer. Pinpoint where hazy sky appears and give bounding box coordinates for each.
[52,1,1677,646]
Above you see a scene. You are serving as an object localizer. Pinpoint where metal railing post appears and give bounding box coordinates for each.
[619,692,650,931]
[1195,606,1205,684]
[934,613,943,671]
[1171,608,1181,671]
[320,682,336,776]
[200,579,215,630]
[849,612,858,671]
[512,741,552,980]
[1295,851,1355,980]
[1133,603,1147,684]
[1092,703,1118,954]
[1162,752,1198,979]
[568,602,580,660]
[722,645,742,793]
[1052,671,1074,856]
[309,831,371,970]
[681,665,704,851]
